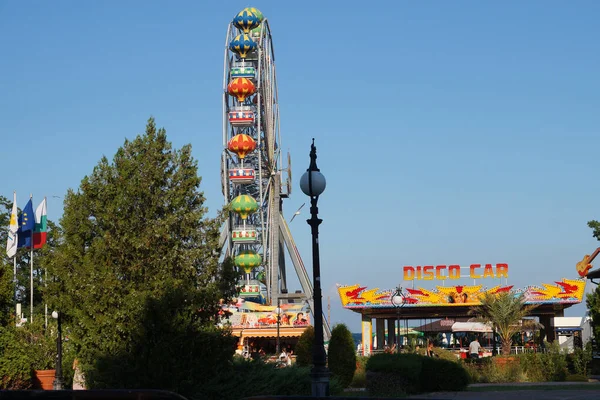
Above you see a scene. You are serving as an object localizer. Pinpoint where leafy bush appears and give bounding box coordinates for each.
[0,326,33,389]
[327,324,356,388]
[350,356,368,388]
[591,358,600,375]
[566,373,588,382]
[367,354,423,396]
[295,325,314,367]
[85,289,237,396]
[462,357,523,383]
[193,358,343,400]
[366,353,469,396]
[519,353,546,381]
[545,341,568,381]
[21,320,57,371]
[567,342,592,377]
[430,346,460,362]
[519,342,568,382]
[367,370,413,398]
[421,357,470,391]
[464,343,571,384]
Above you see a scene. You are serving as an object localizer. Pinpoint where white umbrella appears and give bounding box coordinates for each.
[451,322,493,333]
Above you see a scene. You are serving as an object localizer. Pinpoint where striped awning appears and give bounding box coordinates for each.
[232,326,307,339]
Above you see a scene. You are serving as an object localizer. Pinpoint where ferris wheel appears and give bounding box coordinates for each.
[220,8,324,326]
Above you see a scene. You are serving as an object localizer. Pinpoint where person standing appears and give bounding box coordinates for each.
[426,341,435,357]
[469,337,481,359]
[72,359,86,390]
[279,348,288,363]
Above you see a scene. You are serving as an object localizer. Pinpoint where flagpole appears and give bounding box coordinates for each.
[13,256,16,298]
[13,256,17,325]
[10,191,18,326]
[30,247,33,323]
[30,194,33,324]
[13,193,17,298]
[45,269,48,330]
[44,197,48,330]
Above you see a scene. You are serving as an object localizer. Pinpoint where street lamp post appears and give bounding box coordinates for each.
[52,311,64,390]
[275,300,282,355]
[300,138,329,397]
[391,286,406,353]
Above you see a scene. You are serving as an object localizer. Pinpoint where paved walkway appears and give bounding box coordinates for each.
[408,381,600,399]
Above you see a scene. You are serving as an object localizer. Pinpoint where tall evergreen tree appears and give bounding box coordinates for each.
[327,323,356,388]
[46,118,238,390]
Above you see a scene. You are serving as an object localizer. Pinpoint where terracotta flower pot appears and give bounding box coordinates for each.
[33,369,56,390]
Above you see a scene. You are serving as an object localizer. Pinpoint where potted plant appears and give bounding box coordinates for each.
[20,320,58,390]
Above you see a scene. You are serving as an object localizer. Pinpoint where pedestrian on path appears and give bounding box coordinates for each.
[469,337,481,359]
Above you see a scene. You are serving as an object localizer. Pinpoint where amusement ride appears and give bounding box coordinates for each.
[219,8,331,343]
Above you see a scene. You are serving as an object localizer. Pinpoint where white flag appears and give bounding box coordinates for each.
[6,192,18,258]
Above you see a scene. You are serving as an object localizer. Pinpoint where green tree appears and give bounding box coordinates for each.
[470,291,537,355]
[327,323,356,388]
[295,325,315,367]
[586,220,600,339]
[587,286,600,340]
[0,195,15,326]
[45,118,238,392]
[587,220,600,241]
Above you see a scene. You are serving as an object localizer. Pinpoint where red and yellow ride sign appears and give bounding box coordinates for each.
[403,263,508,281]
[338,257,590,309]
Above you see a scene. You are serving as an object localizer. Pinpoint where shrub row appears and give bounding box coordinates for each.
[366,353,469,396]
[462,342,592,383]
[193,358,344,400]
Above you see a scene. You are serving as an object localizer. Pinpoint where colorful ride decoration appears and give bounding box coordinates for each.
[227,77,256,102]
[240,283,261,296]
[233,9,261,33]
[230,194,258,219]
[576,254,594,277]
[229,34,257,58]
[231,66,256,80]
[232,227,258,243]
[250,26,262,41]
[234,250,262,274]
[227,133,256,159]
[337,278,587,309]
[221,301,311,328]
[228,107,255,127]
[229,167,256,184]
[243,7,263,23]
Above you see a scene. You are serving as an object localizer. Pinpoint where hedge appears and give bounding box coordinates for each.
[366,353,469,396]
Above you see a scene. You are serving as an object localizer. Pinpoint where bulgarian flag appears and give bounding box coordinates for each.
[33,198,47,249]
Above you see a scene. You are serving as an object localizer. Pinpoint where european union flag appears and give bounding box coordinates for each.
[17,199,35,248]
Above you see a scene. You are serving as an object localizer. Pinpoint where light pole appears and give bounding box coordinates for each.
[52,310,64,390]
[275,299,282,355]
[391,286,406,353]
[300,138,329,397]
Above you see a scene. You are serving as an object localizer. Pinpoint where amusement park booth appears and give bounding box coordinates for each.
[337,262,588,356]
[220,297,311,357]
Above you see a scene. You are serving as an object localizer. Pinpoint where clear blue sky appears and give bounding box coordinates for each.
[2,1,599,332]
